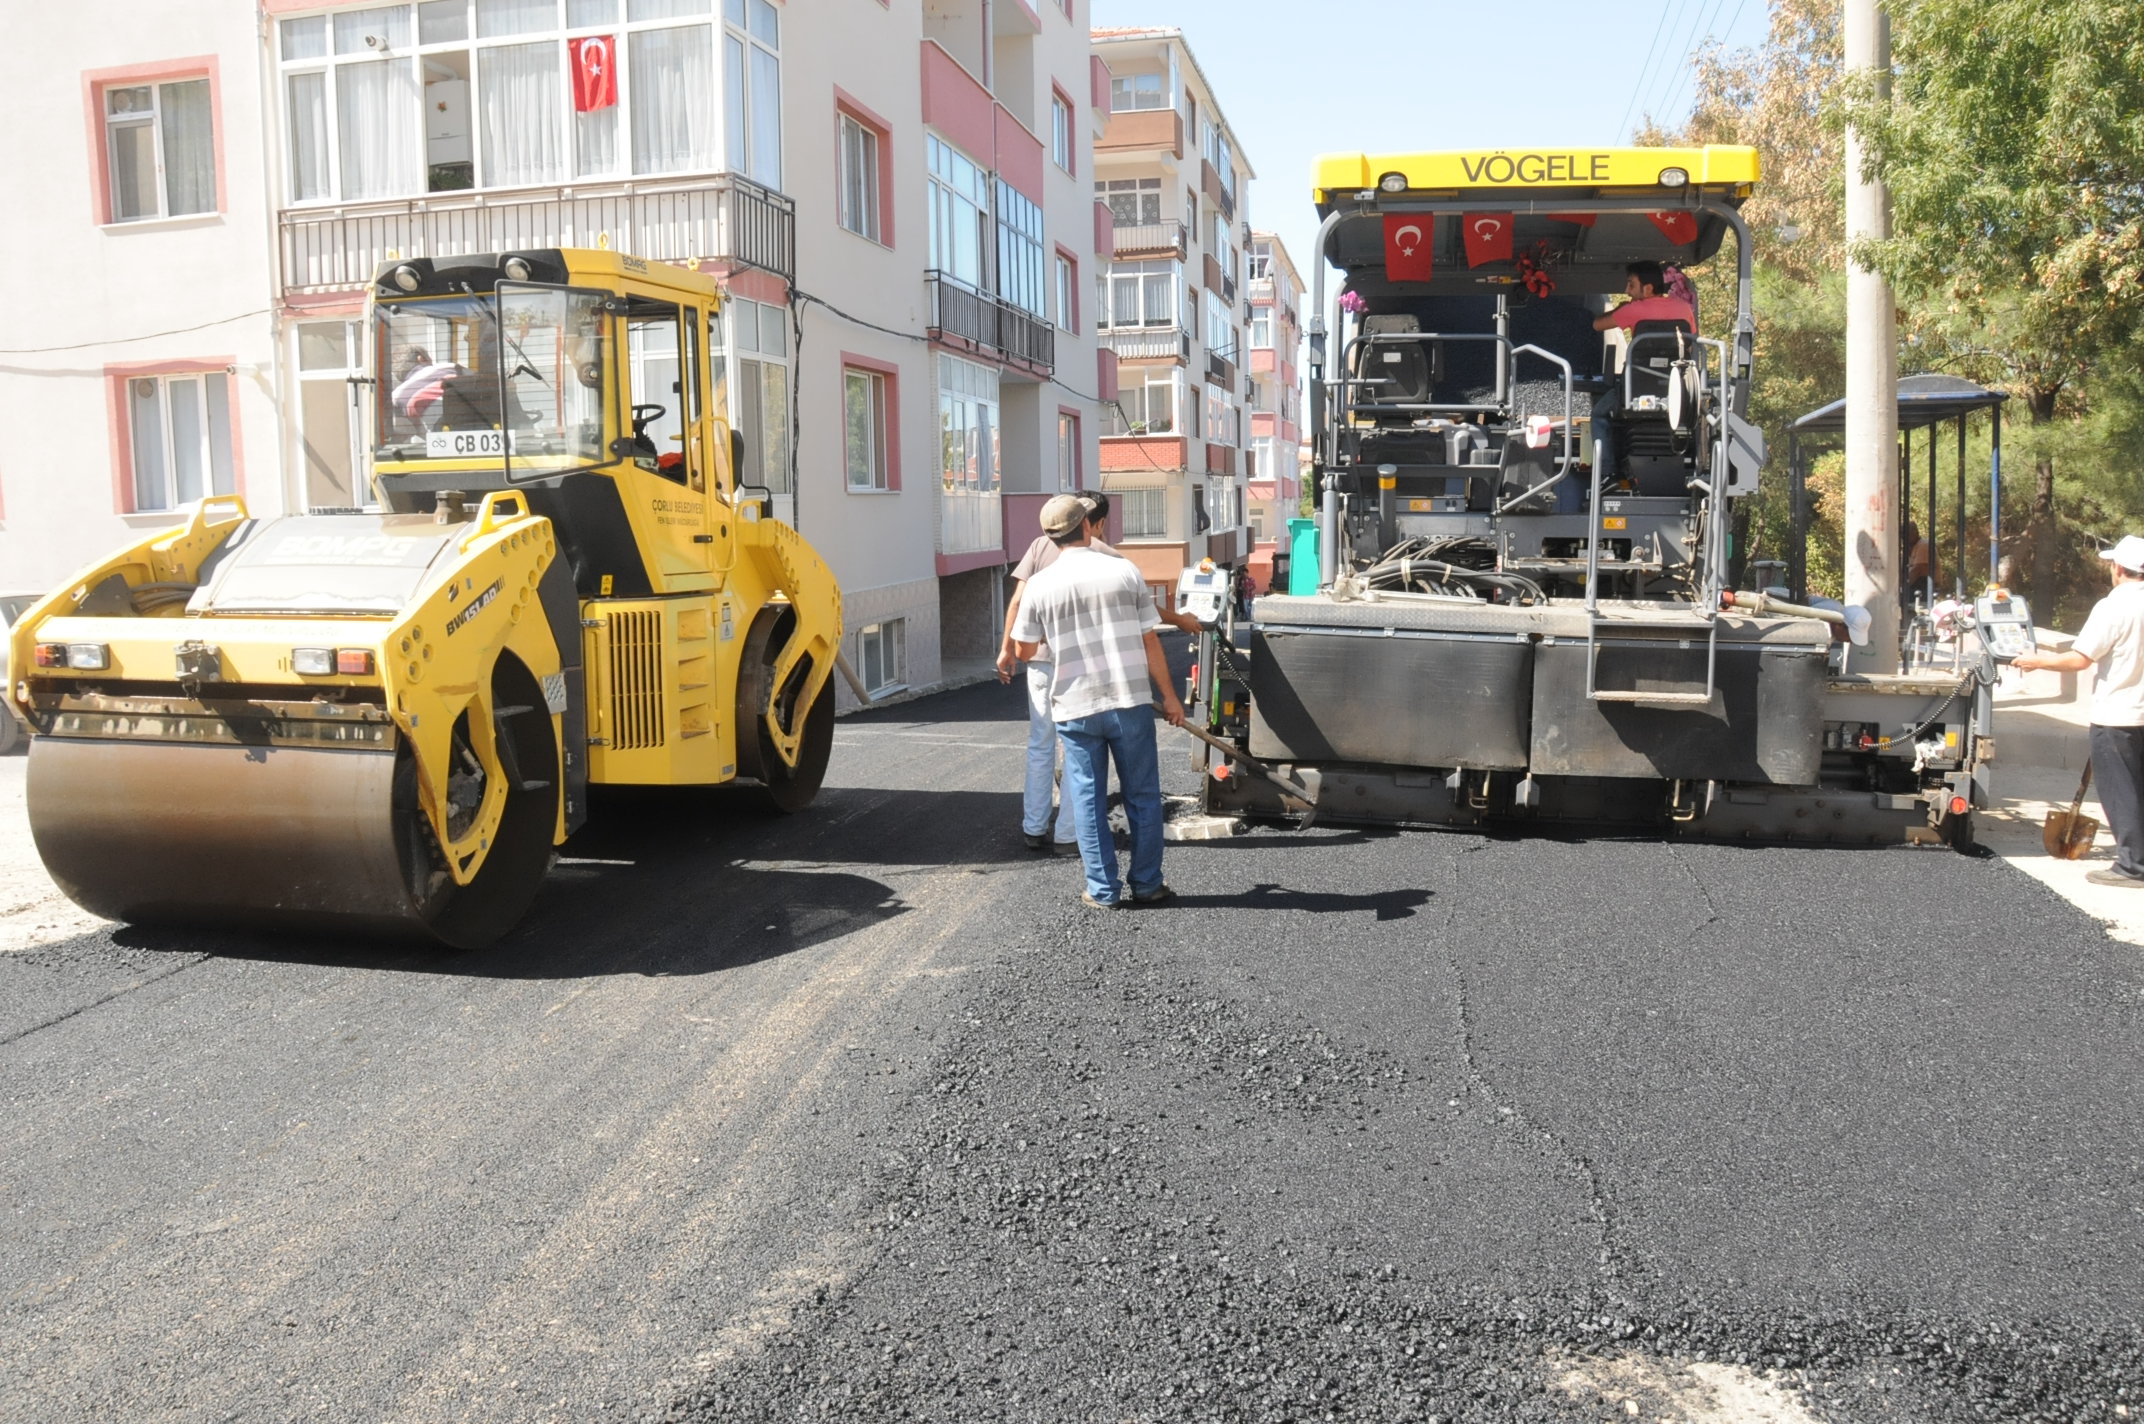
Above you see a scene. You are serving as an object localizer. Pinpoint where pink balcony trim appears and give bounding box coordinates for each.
[920,41,994,171]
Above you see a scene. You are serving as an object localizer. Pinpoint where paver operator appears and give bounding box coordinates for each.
[1010,493,1187,908]
[2014,534,2144,887]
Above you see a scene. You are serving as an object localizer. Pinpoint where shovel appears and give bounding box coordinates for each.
[2043,763,2099,860]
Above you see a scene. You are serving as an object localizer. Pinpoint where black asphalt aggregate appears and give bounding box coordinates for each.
[3,654,2141,1422]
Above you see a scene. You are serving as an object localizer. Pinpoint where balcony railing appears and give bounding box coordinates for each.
[1247,276,1275,304]
[926,271,1055,375]
[1111,220,1187,258]
[1206,347,1236,387]
[1221,272,1237,304]
[279,171,795,294]
[1100,327,1190,362]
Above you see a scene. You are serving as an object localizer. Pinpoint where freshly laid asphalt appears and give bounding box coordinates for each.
[2,658,2140,1422]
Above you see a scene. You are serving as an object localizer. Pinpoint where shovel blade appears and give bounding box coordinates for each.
[2044,811,2100,860]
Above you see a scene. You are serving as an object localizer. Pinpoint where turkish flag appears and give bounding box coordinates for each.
[570,35,619,113]
[1461,212,1514,268]
[1648,210,1700,245]
[1383,214,1434,282]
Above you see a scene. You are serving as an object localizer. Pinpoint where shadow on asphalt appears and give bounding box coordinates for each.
[1155,882,1434,922]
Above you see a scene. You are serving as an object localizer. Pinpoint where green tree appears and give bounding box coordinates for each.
[1862,0,2144,615]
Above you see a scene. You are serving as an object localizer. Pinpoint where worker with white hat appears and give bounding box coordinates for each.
[2015,534,2144,885]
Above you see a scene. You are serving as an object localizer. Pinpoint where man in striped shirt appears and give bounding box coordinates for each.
[1011,493,1188,908]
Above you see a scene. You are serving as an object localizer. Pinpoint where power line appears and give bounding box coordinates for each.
[1642,0,1722,132]
[0,308,275,356]
[1653,0,1738,125]
[1617,0,1682,142]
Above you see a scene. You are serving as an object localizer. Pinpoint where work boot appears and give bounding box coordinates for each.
[2086,867,2144,887]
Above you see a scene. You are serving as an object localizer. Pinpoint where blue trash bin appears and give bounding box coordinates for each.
[1286,518,1320,596]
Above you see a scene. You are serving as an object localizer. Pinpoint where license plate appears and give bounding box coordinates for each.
[426,429,512,458]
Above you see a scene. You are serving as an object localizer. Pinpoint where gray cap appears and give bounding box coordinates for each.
[1040,493,1092,536]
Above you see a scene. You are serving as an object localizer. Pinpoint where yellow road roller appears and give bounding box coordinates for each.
[7,249,842,947]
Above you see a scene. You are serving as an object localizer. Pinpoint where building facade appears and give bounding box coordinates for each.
[3,0,1114,710]
[1087,26,1251,600]
[1244,229,1304,589]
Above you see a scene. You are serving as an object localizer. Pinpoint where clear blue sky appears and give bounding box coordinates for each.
[1088,0,1772,299]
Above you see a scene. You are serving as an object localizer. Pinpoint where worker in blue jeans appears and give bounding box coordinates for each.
[1011,493,1187,908]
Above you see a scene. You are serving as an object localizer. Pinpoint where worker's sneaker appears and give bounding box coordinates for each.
[1080,891,1122,910]
[1023,831,1053,852]
[1129,884,1176,905]
[2086,867,2144,887]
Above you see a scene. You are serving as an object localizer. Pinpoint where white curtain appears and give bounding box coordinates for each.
[286,73,330,201]
[631,26,713,175]
[161,79,215,216]
[479,42,564,187]
[169,378,205,506]
[130,380,167,510]
[204,372,235,496]
[476,0,555,37]
[336,59,422,199]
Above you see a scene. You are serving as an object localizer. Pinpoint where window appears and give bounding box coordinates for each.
[1120,487,1167,537]
[843,366,890,490]
[1201,121,1235,205]
[1248,242,1272,281]
[838,112,881,242]
[938,354,998,494]
[126,371,235,512]
[1055,254,1077,333]
[1056,412,1079,492]
[995,181,1046,316]
[857,619,906,695]
[1106,369,1177,436]
[1099,259,1175,330]
[103,79,215,222]
[715,296,791,493]
[276,0,776,202]
[1251,310,1271,349]
[297,320,368,510]
[1050,92,1072,172]
[1110,72,1165,111]
[723,0,782,187]
[1252,435,1276,484]
[1206,294,1236,359]
[1095,177,1159,227]
[1192,483,1211,533]
[1205,383,1236,446]
[927,134,992,290]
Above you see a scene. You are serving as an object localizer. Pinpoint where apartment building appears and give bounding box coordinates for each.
[3,0,1112,708]
[1087,26,1250,598]
[0,4,283,594]
[1244,229,1304,589]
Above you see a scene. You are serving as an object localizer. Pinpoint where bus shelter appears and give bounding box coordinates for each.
[1785,373,2008,605]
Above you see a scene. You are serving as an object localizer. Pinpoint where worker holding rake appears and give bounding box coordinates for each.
[2015,535,2144,885]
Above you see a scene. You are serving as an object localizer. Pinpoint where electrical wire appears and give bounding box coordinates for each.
[0,308,278,357]
[1618,0,1686,141]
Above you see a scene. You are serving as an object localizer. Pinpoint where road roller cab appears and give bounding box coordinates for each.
[8,249,842,948]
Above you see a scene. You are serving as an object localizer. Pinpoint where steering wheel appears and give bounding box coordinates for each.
[631,402,666,434]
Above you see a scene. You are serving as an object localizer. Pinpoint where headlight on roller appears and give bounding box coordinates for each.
[36,643,109,670]
[293,648,375,676]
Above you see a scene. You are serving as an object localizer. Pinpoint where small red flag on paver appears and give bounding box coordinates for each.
[1648,211,1700,245]
[570,36,619,112]
[1462,212,1514,267]
[1384,214,1434,281]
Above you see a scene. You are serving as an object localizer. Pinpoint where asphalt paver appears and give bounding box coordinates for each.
[3,667,2140,1422]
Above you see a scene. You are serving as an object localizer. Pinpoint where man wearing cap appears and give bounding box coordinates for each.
[2015,535,2144,885]
[1010,492,1187,908]
[997,491,1197,853]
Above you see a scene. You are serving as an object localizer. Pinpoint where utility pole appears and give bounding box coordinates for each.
[1843,0,1899,670]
